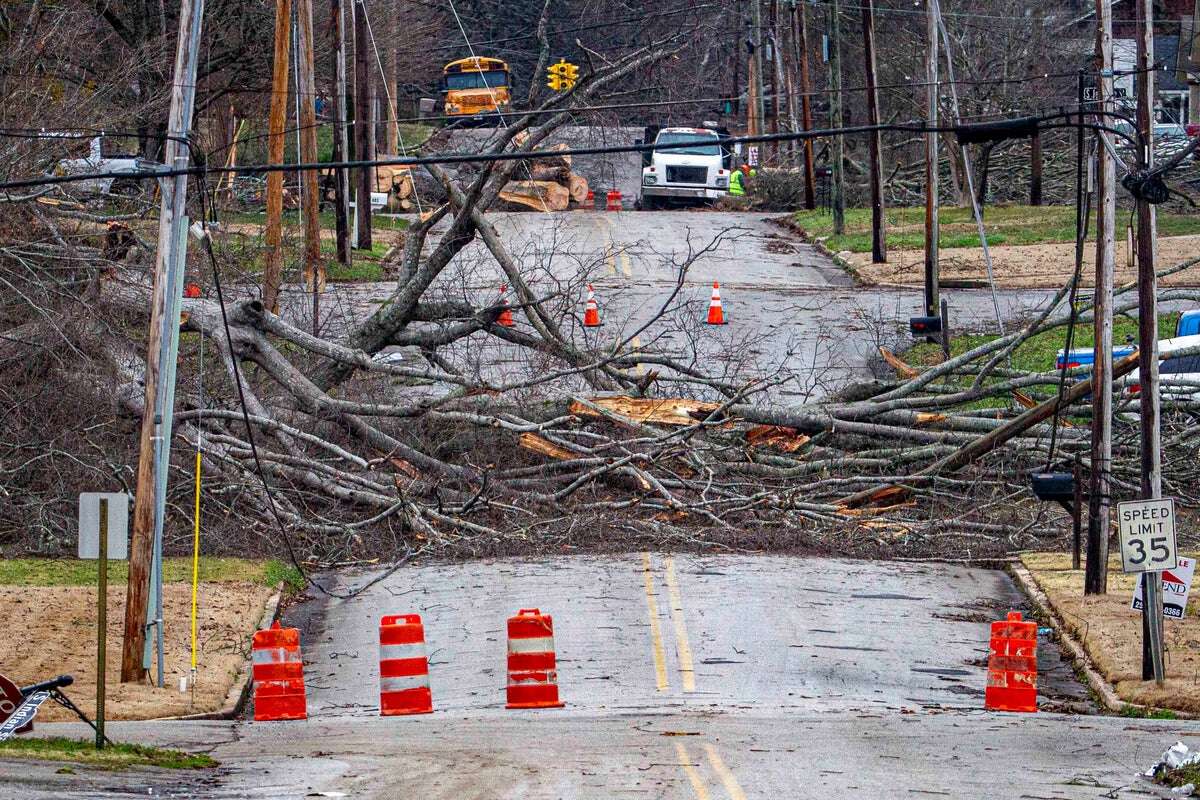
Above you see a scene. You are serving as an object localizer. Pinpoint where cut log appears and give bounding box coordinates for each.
[568,174,589,204]
[518,433,576,460]
[570,396,723,426]
[498,180,570,212]
[527,165,571,183]
[745,425,811,453]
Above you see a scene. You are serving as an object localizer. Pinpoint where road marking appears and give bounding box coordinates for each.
[663,556,696,692]
[641,552,670,692]
[674,742,711,800]
[606,246,619,276]
[703,744,748,800]
[619,249,633,277]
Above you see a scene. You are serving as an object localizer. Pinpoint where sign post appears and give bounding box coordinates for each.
[1117,498,1176,685]
[79,492,129,749]
[96,497,107,750]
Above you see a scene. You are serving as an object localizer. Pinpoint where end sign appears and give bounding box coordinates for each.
[1117,498,1178,574]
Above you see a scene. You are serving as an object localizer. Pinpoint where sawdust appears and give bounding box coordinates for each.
[0,582,273,721]
[1022,551,1200,711]
[845,234,1200,289]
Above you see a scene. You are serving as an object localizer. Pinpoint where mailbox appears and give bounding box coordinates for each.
[1030,471,1074,502]
[910,315,942,336]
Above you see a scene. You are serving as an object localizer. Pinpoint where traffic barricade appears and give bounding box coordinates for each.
[984,611,1037,713]
[379,614,433,716]
[506,608,565,709]
[252,621,307,721]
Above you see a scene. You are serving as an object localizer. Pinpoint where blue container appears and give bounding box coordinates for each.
[1177,310,1200,337]
[1055,345,1136,370]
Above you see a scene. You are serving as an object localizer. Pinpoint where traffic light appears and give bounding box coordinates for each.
[546,59,577,92]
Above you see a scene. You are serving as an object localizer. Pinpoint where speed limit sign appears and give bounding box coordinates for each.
[1117,498,1178,574]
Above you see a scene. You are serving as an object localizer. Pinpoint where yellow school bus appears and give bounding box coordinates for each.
[442,57,511,124]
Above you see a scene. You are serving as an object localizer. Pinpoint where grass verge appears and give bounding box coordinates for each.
[0,557,300,589]
[794,205,1200,254]
[0,737,216,770]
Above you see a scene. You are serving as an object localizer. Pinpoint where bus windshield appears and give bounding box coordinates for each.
[655,131,721,155]
[446,71,508,91]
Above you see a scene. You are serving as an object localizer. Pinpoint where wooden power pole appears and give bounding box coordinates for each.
[751,0,767,148]
[296,0,324,330]
[862,0,885,263]
[1135,0,1165,684]
[923,0,940,320]
[353,0,373,249]
[828,0,844,235]
[1085,0,1116,597]
[263,0,293,313]
[121,0,206,683]
[793,0,816,209]
[331,0,351,264]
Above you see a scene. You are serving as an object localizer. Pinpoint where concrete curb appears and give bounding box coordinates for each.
[767,215,865,287]
[1009,562,1197,719]
[159,582,285,722]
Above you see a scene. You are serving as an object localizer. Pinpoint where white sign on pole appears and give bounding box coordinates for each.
[747,145,760,167]
[1132,556,1196,619]
[1117,498,1178,574]
[77,492,130,560]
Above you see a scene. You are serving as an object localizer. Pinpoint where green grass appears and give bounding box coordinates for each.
[904,312,1180,410]
[225,210,409,232]
[0,557,297,588]
[1119,704,1179,720]
[213,233,391,282]
[0,737,216,770]
[793,205,1200,254]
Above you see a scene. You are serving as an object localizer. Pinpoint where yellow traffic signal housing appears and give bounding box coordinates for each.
[546,59,577,92]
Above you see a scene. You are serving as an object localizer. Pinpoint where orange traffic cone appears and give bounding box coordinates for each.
[497,283,515,328]
[705,281,726,325]
[583,284,601,327]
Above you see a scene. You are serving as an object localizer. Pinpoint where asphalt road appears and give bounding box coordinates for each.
[304,210,1062,400]
[13,555,1196,799]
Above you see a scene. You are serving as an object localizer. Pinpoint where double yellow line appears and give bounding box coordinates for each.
[674,742,748,800]
[640,553,695,692]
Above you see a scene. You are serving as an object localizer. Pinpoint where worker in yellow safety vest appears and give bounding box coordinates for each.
[728,166,746,196]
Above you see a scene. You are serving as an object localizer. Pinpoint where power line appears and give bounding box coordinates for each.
[0,112,1142,192]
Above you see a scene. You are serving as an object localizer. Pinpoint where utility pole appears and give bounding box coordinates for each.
[263,0,293,313]
[1135,0,1165,684]
[923,0,940,320]
[828,0,844,235]
[331,0,351,264]
[121,0,206,684]
[1085,0,1116,597]
[783,2,800,163]
[861,0,885,262]
[751,0,767,147]
[793,0,816,209]
[1190,0,1200,124]
[769,0,783,161]
[296,0,324,334]
[353,0,373,249]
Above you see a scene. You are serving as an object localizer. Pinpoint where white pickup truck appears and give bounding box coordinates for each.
[637,126,731,210]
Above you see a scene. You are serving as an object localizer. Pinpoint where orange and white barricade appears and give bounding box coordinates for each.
[505,608,565,709]
[379,614,433,716]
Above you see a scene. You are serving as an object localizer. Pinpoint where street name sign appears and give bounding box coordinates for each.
[0,692,49,743]
[1117,498,1178,574]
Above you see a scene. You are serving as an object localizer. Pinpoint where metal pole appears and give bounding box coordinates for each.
[923,0,940,321]
[862,0,885,262]
[940,297,950,362]
[331,0,351,264]
[828,0,844,236]
[353,0,373,249]
[794,0,816,208]
[1085,0,1116,597]
[95,498,107,750]
[1072,461,1083,571]
[1030,130,1043,206]
[121,0,206,684]
[1135,0,1165,685]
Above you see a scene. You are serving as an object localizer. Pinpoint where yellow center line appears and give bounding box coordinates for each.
[703,744,748,800]
[641,552,670,692]
[674,742,711,800]
[605,246,618,276]
[663,556,696,692]
[619,249,633,277]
